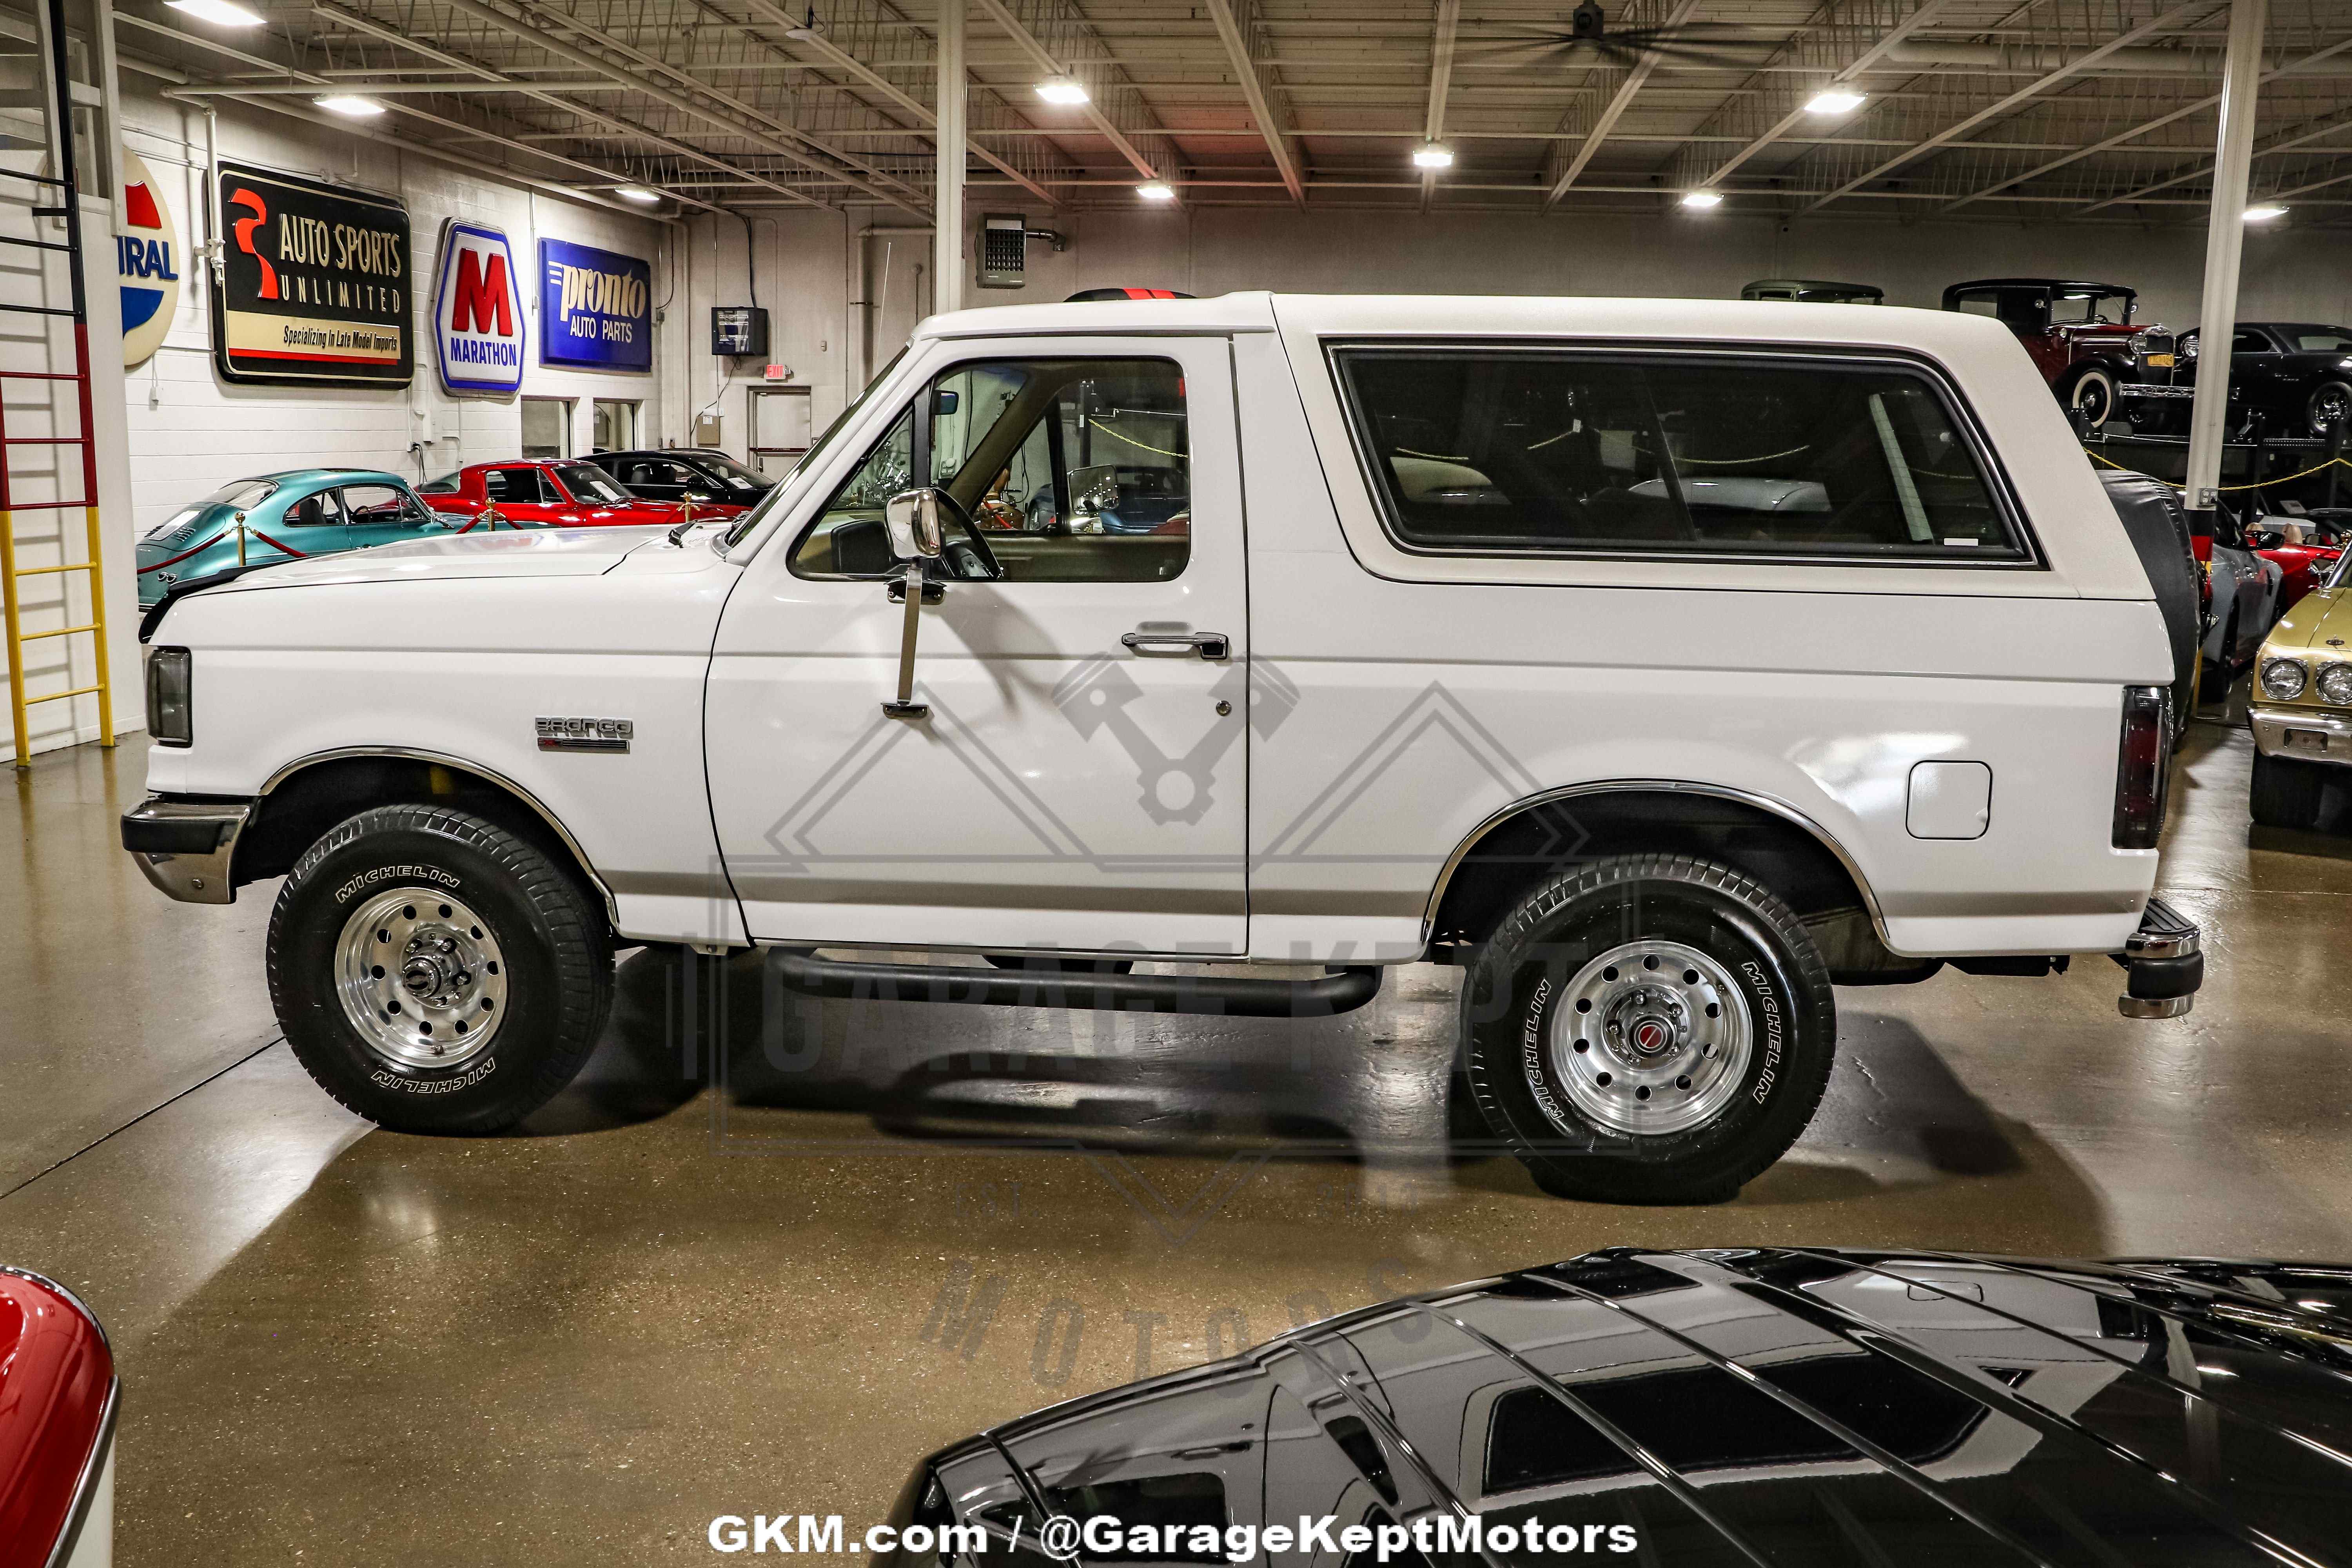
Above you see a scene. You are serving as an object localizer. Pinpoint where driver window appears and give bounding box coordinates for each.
[792,357,1191,584]
[338,483,429,526]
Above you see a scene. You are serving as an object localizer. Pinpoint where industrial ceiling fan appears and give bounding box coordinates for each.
[1481,2,1759,71]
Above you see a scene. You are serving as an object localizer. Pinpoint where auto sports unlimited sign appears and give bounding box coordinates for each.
[539,238,652,372]
[212,161,412,387]
[432,219,525,396]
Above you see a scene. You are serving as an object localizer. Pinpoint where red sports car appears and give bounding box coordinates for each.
[2249,512,2348,608]
[0,1267,114,1568]
[419,459,748,528]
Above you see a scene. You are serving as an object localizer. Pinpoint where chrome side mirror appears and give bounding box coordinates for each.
[884,488,946,561]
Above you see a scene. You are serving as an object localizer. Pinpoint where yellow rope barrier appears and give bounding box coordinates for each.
[2083,445,2352,493]
[1086,419,1188,460]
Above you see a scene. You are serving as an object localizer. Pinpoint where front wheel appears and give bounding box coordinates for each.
[2250,748,2330,830]
[267,804,614,1133]
[2308,380,2352,437]
[2064,365,2119,428]
[1460,855,1835,1205]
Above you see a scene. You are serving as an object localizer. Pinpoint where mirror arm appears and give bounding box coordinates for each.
[882,559,931,720]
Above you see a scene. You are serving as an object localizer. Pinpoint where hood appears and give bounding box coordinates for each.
[190,522,670,595]
[2264,586,2352,653]
[953,1248,2352,1564]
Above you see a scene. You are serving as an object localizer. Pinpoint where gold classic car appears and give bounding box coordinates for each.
[2252,546,2352,828]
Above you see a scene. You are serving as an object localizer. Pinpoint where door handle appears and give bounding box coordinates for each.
[1122,630,1229,661]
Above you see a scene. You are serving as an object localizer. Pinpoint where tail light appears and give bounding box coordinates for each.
[2113,685,2172,848]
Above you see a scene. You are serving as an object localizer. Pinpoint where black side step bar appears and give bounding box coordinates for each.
[771,953,1384,1019]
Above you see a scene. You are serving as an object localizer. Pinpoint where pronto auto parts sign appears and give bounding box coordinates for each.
[432,219,525,396]
[118,148,181,368]
[538,237,652,372]
[211,161,412,387]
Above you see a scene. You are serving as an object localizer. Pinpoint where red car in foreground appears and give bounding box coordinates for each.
[2250,511,2349,608]
[0,1267,114,1568]
[419,459,748,528]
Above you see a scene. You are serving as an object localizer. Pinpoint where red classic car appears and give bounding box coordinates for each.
[419,459,748,527]
[2249,510,2349,608]
[0,1267,114,1568]
[1942,278,2186,429]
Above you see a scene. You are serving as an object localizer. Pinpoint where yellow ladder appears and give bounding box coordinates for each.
[1,0,115,768]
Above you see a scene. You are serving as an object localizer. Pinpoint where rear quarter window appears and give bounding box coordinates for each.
[1330,346,2025,565]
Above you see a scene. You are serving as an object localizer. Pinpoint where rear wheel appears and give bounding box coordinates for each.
[1460,855,1835,1205]
[267,804,613,1133]
[2250,748,2330,830]
[2308,380,2352,437]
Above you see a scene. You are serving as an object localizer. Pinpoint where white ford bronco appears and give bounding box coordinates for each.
[123,292,2203,1203]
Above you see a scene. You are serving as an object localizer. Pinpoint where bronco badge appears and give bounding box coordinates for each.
[535,716,633,753]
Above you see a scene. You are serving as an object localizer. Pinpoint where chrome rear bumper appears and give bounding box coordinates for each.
[120,795,252,904]
[2115,896,2201,1019]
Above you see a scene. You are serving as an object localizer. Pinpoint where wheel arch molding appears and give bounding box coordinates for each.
[238,746,618,924]
[1422,780,1889,956]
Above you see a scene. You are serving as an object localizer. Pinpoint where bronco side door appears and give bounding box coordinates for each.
[704,333,1251,956]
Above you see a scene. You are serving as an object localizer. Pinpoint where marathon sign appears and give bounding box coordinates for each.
[539,237,652,372]
[212,161,412,387]
[432,220,526,396]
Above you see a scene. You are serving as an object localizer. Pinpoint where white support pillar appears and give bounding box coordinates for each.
[2184,0,2268,516]
[934,0,964,316]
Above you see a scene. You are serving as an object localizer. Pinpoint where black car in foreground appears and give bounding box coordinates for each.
[888,1248,2352,1566]
[584,446,773,505]
[2181,321,2352,437]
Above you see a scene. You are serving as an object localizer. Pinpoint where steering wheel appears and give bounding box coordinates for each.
[933,489,1004,580]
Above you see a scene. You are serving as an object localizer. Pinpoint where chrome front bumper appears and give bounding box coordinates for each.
[2250,704,2352,766]
[120,795,252,904]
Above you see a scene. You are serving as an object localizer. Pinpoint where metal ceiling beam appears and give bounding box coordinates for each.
[1945,32,2352,208]
[1671,0,1958,194]
[307,1,824,210]
[122,8,734,212]
[972,0,1176,189]
[1203,0,1303,204]
[733,0,1059,205]
[429,0,925,213]
[2076,97,2352,212]
[1797,0,2218,212]
[1542,0,1702,205]
[1419,0,1459,210]
[167,78,622,93]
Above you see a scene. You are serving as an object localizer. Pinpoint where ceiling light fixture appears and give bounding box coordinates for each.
[314,95,387,117]
[1680,190,1723,209]
[1412,143,1454,170]
[2245,204,2288,222]
[1036,78,1090,105]
[166,0,267,25]
[615,185,661,203]
[1136,181,1176,202]
[1804,89,1866,116]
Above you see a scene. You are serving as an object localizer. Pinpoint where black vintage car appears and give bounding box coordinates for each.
[886,1248,2352,1566]
[583,446,773,505]
[2180,321,2352,437]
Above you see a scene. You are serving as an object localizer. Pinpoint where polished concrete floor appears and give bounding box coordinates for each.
[5,715,2352,1563]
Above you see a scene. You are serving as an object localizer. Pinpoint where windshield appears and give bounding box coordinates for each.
[692,452,768,489]
[724,345,908,549]
[2329,545,2352,592]
[202,479,277,508]
[2052,289,2133,325]
[553,463,634,504]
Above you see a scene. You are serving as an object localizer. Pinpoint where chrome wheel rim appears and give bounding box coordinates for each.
[2313,388,2350,434]
[334,886,507,1070]
[1545,940,1752,1136]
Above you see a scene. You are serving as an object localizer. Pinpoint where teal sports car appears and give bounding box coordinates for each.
[136,468,544,608]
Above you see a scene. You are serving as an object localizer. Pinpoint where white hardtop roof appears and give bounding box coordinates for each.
[912,291,2020,362]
